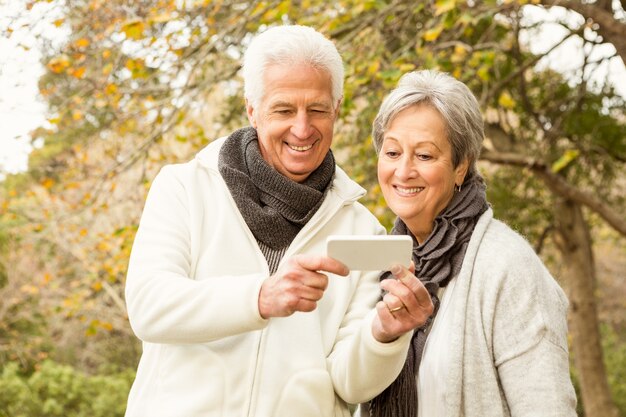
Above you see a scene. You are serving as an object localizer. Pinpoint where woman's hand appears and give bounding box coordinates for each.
[372,262,434,343]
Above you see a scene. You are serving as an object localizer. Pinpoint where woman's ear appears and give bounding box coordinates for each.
[455,158,470,186]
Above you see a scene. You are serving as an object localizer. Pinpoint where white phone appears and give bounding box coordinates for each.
[326,235,413,271]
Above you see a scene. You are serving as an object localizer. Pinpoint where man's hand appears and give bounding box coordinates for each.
[372,263,434,343]
[258,254,349,319]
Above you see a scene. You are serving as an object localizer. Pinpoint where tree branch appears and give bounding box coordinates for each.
[481,150,626,236]
[538,0,626,65]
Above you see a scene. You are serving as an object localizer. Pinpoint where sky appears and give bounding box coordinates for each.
[0,0,67,175]
[1,3,625,176]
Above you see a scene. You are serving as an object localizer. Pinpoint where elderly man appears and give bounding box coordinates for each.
[124,25,432,417]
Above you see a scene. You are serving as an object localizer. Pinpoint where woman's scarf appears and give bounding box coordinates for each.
[369,172,489,417]
[218,127,335,250]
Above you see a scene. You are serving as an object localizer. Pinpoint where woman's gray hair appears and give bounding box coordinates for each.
[242,25,344,109]
[372,70,484,179]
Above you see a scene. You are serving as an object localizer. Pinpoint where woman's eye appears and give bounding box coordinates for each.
[417,153,432,161]
[384,150,400,158]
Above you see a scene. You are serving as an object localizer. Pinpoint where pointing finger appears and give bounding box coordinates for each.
[297,254,349,276]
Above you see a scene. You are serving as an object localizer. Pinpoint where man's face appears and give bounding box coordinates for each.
[246,63,340,183]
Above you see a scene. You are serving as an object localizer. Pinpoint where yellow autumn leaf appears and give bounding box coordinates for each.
[423,25,443,42]
[452,44,468,63]
[21,284,39,295]
[102,62,113,76]
[551,149,580,173]
[47,54,71,73]
[150,13,173,23]
[74,38,90,48]
[41,177,55,188]
[435,0,456,16]
[101,321,114,331]
[72,110,83,121]
[477,66,490,81]
[498,91,516,109]
[367,61,380,75]
[125,58,145,72]
[53,18,65,27]
[97,241,112,252]
[122,19,145,40]
[104,83,117,95]
[69,66,86,79]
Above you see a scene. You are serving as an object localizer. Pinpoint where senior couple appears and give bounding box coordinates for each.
[123,25,576,417]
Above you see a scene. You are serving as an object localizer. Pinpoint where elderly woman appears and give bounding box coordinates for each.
[362,70,577,417]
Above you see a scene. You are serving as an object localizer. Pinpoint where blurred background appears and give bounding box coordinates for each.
[0,1,624,416]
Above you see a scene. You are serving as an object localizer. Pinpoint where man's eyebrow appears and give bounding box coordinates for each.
[308,101,333,109]
[268,101,294,109]
[268,100,333,110]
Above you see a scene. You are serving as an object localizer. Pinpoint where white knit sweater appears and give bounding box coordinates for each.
[356,208,577,417]
[442,208,577,417]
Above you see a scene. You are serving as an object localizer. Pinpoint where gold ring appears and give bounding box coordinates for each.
[389,305,405,313]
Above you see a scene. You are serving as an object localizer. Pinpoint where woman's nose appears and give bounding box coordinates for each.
[395,155,416,179]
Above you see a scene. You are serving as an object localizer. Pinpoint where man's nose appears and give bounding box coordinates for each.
[291,111,314,139]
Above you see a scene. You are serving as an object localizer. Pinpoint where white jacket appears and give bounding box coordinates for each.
[124,137,412,417]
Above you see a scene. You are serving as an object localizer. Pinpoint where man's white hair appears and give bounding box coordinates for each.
[242,25,344,109]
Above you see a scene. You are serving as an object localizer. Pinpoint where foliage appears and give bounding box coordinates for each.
[0,360,135,417]
[603,324,626,416]
[569,323,626,417]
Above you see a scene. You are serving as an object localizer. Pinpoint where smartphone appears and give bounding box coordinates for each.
[326,235,413,271]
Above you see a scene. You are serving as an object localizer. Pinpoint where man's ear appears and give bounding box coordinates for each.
[245,99,257,128]
[334,97,343,118]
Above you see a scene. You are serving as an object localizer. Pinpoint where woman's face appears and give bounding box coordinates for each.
[377,104,468,243]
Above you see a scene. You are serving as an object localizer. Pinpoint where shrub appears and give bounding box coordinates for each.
[0,360,134,417]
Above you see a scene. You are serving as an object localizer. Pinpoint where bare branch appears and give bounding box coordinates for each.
[539,0,626,64]
[481,150,626,236]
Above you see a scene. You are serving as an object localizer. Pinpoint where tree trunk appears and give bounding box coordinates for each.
[553,198,619,417]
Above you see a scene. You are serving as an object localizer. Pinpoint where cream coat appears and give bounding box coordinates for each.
[357,209,577,417]
[443,209,577,416]
[124,138,412,417]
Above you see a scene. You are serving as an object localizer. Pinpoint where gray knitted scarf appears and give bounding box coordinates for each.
[368,172,489,417]
[217,126,335,250]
